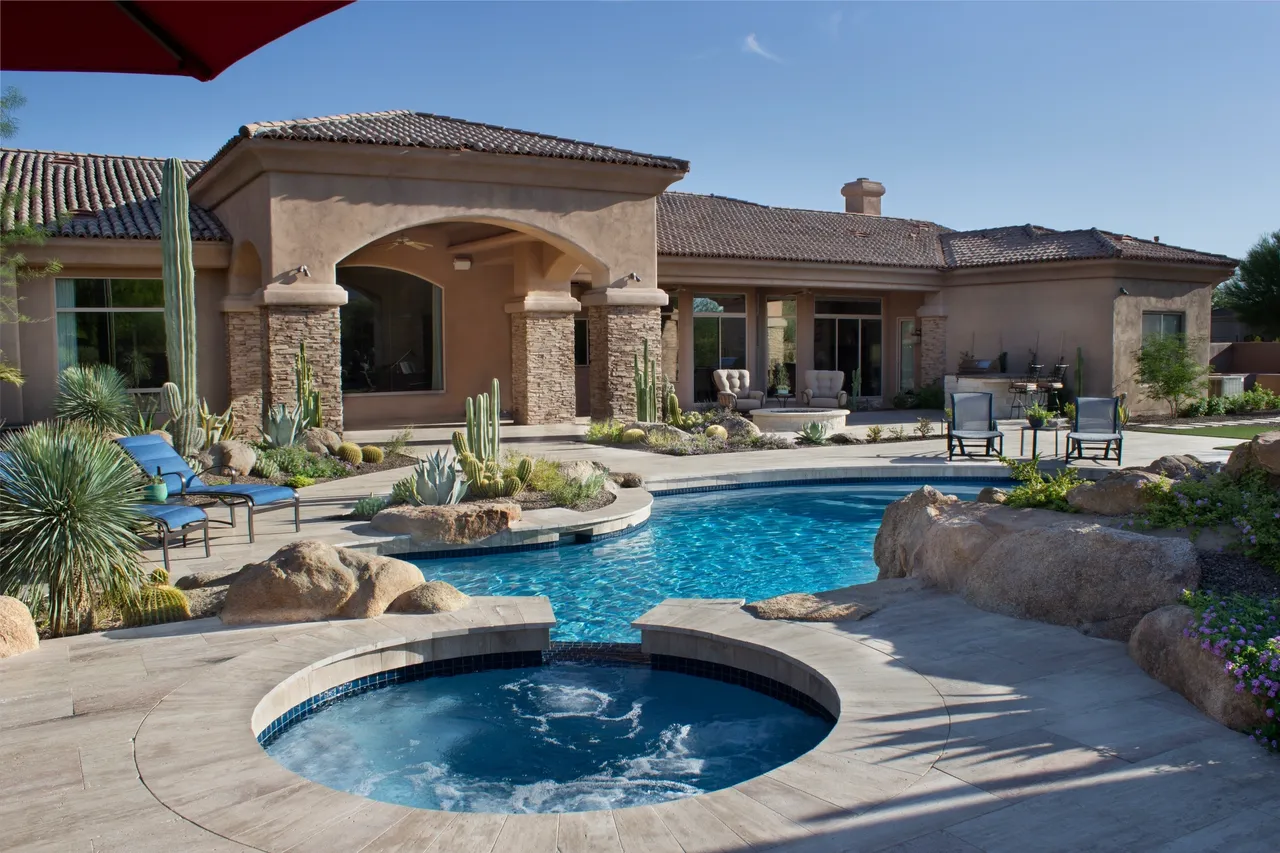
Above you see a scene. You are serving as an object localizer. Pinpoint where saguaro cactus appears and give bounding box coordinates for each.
[633,339,657,422]
[160,158,201,457]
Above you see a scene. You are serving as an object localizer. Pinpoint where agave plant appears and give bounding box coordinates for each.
[0,421,147,635]
[796,421,831,446]
[262,403,304,448]
[406,450,468,505]
[54,364,135,432]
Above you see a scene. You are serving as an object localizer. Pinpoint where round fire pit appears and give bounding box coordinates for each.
[750,407,849,434]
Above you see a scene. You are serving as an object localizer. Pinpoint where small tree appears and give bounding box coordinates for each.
[1134,333,1207,417]
[1217,230,1280,339]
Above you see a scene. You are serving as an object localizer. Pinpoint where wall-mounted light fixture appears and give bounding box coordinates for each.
[626,272,642,283]
[1118,287,1130,296]
[453,256,472,271]
[290,265,311,278]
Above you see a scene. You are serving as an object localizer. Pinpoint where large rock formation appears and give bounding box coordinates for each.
[874,487,1199,640]
[0,596,38,659]
[220,540,424,625]
[1227,430,1280,483]
[1065,469,1162,516]
[387,581,470,614]
[196,440,257,478]
[301,427,342,456]
[370,502,521,544]
[1129,605,1267,731]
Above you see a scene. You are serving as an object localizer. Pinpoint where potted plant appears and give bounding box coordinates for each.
[142,469,168,503]
[1025,403,1051,429]
[770,361,790,395]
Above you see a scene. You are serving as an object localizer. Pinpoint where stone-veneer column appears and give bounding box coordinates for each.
[224,308,266,436]
[587,303,662,422]
[509,310,576,424]
[920,315,947,387]
[264,305,343,431]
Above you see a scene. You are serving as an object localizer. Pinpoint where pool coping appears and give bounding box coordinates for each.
[132,596,950,852]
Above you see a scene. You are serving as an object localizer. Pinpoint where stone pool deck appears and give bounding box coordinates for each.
[140,419,1236,583]
[4,589,1277,852]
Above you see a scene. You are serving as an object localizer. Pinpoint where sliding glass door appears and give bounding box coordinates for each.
[813,299,882,398]
[693,294,747,401]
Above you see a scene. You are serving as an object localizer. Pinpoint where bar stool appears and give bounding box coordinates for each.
[1009,364,1043,418]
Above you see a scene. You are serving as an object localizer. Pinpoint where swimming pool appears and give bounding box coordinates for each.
[414,481,999,641]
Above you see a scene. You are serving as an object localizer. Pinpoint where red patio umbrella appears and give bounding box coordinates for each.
[1,1,353,82]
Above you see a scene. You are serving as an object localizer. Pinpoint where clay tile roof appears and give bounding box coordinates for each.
[657,192,949,267]
[194,109,689,180]
[940,224,1237,269]
[0,148,228,241]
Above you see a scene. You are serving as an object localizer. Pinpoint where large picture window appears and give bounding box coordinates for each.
[338,267,444,393]
[56,278,168,389]
[1142,312,1185,339]
[693,294,747,401]
[814,297,882,397]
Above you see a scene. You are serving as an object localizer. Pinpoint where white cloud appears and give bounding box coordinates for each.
[743,33,781,63]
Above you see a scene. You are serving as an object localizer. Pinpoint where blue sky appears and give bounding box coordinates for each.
[3,1,1277,258]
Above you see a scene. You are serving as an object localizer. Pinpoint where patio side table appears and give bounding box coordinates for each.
[1019,425,1061,459]
[773,391,794,408]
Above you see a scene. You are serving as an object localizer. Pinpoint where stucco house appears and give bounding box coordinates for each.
[0,109,1237,430]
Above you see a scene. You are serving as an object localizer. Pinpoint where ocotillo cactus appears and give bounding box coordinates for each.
[295,340,322,429]
[160,158,200,458]
[633,339,657,422]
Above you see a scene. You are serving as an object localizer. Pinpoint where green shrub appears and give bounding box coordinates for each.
[888,426,907,441]
[866,425,884,443]
[284,474,315,488]
[1180,398,1208,417]
[1179,590,1279,751]
[251,456,281,479]
[915,382,945,409]
[361,445,385,464]
[586,419,624,443]
[548,471,607,508]
[0,421,147,635]
[54,364,135,432]
[258,446,348,479]
[915,417,935,438]
[1142,470,1280,568]
[351,494,390,520]
[998,455,1084,511]
[1134,333,1208,417]
[524,457,562,493]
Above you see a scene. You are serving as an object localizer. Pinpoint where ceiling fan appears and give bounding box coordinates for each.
[375,235,433,251]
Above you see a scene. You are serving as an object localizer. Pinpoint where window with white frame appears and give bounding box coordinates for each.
[56,278,168,389]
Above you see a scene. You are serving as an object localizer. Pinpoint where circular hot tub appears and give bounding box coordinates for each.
[263,658,831,814]
[750,407,849,434]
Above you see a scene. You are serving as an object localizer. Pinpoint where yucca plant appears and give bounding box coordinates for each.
[0,421,147,635]
[54,364,135,432]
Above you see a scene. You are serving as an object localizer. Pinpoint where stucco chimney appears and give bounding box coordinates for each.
[841,178,885,216]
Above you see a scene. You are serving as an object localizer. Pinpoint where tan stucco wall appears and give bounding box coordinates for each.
[337,244,512,430]
[1111,277,1213,414]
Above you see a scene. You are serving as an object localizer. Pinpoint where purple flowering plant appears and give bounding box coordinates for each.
[1144,471,1280,569]
[1180,589,1280,751]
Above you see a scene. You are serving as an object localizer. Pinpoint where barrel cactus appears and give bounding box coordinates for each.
[621,428,646,444]
[336,442,363,465]
[122,583,191,627]
[459,453,531,498]
[361,445,384,464]
[705,425,728,440]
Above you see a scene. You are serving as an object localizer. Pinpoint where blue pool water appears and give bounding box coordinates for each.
[266,662,832,813]
[415,481,999,641]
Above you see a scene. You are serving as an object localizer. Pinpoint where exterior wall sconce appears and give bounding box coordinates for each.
[453,257,472,271]
[1118,287,1130,296]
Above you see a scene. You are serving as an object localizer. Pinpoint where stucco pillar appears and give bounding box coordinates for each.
[507,294,579,424]
[255,283,347,431]
[920,315,948,387]
[582,289,667,422]
[223,302,265,437]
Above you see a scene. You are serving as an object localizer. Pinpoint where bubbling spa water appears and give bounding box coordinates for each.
[265,662,831,813]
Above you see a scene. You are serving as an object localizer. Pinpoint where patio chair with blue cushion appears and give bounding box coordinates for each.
[947,392,1004,461]
[115,435,300,542]
[1065,396,1123,466]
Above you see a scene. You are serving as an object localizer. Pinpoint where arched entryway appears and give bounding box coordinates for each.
[336,266,444,394]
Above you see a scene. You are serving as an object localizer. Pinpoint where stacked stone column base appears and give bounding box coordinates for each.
[510,311,575,425]
[588,304,661,422]
[224,309,266,437]
[264,305,343,431]
[920,316,948,387]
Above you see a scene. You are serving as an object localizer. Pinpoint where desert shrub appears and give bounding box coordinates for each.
[1179,590,1279,751]
[54,364,135,432]
[1134,333,1207,417]
[998,455,1084,511]
[1206,395,1228,416]
[915,417,935,438]
[384,427,414,458]
[888,426,907,441]
[586,419,624,443]
[284,474,315,489]
[361,445,385,464]
[865,425,884,443]
[548,471,607,508]
[0,421,147,635]
[351,494,390,520]
[259,446,348,479]
[1141,470,1280,569]
[523,457,563,493]
[1220,387,1280,415]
